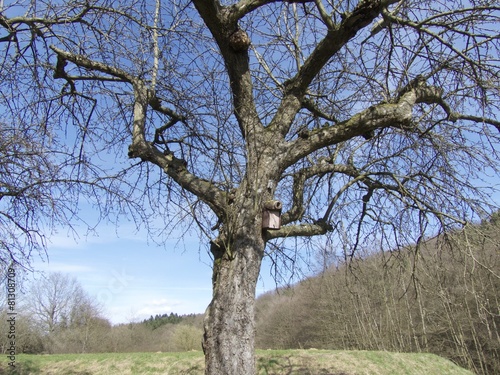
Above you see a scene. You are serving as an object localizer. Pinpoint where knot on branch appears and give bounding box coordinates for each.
[228,29,250,52]
[53,54,68,79]
[0,14,17,41]
[53,54,76,93]
[298,129,310,139]
[127,143,149,160]
[341,0,385,29]
[414,86,445,105]
[396,75,450,116]
[227,189,236,205]
[313,218,334,232]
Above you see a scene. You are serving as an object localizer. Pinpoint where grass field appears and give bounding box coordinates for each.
[0,350,473,375]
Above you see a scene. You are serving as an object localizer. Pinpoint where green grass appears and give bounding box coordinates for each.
[0,350,473,375]
[256,350,473,375]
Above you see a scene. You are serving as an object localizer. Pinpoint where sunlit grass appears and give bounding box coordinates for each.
[1,350,473,375]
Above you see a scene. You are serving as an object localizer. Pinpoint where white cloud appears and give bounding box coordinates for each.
[150,298,172,306]
[102,296,183,324]
[135,297,181,318]
[34,261,94,274]
[47,222,148,251]
[47,233,83,249]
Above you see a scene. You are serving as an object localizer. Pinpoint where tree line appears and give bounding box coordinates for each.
[0,272,204,354]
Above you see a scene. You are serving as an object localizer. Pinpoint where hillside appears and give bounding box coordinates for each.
[255,218,500,374]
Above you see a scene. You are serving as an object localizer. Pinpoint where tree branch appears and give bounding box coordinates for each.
[226,0,315,23]
[397,76,500,132]
[281,161,358,225]
[192,0,263,141]
[301,96,339,123]
[265,220,332,240]
[382,7,500,72]
[282,90,417,169]
[270,0,400,136]
[449,113,500,133]
[126,80,227,218]
[50,46,133,83]
[50,45,227,218]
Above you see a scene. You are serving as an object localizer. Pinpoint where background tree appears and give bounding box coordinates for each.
[28,272,104,353]
[0,310,45,354]
[171,324,204,352]
[1,1,499,374]
[29,272,83,334]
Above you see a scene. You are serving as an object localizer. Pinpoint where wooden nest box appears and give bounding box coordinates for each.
[262,200,282,230]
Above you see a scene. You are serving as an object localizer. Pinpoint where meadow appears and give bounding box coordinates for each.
[1,350,473,375]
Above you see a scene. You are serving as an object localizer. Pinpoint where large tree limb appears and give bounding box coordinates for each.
[192,0,263,141]
[265,220,332,240]
[398,76,500,132]
[279,78,457,170]
[50,46,227,218]
[281,162,359,225]
[281,95,412,169]
[269,0,400,136]
[126,82,227,219]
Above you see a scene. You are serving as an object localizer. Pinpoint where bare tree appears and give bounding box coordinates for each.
[28,273,99,331]
[1,0,499,373]
[29,272,75,334]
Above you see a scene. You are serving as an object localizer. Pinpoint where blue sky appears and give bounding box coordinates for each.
[30,220,278,325]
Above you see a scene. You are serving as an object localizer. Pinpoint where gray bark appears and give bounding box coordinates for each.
[203,231,264,375]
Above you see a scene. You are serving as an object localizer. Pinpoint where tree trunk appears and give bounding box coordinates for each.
[203,229,265,375]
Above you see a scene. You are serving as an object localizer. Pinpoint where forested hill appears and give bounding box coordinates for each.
[255,216,500,375]
[142,312,198,330]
